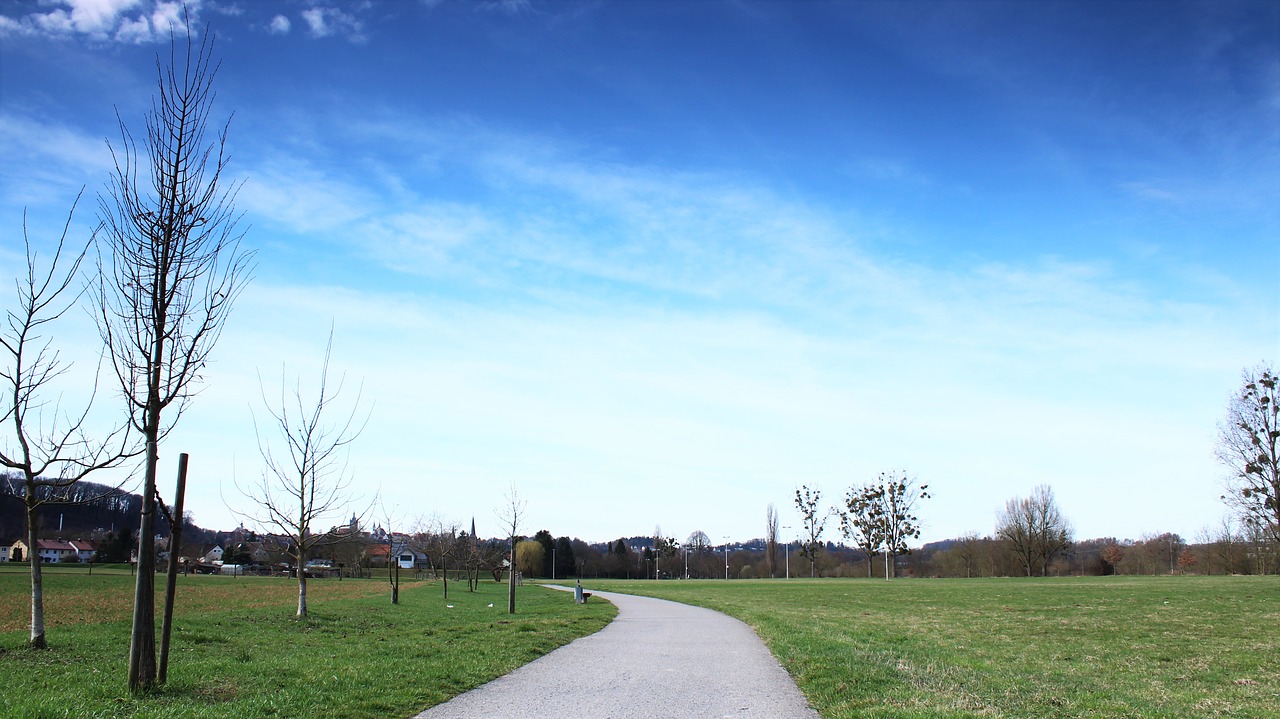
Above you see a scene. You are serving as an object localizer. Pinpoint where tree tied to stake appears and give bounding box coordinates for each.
[95,22,254,693]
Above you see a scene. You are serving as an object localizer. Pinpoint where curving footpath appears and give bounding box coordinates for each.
[410,587,820,719]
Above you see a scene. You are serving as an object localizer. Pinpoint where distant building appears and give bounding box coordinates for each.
[68,540,97,562]
[10,539,79,563]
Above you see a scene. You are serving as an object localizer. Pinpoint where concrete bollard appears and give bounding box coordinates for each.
[574,579,585,604]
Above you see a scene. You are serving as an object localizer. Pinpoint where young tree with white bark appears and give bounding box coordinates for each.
[238,333,368,618]
[497,486,525,614]
[2,197,136,649]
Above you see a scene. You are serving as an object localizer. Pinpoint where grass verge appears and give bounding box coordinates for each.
[588,575,1278,719]
[0,573,615,719]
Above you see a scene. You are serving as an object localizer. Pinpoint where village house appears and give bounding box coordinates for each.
[364,541,428,570]
[68,540,97,562]
[10,539,79,563]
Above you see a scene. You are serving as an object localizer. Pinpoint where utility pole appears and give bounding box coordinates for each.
[782,525,791,579]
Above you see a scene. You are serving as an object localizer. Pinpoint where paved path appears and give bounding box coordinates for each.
[411,587,820,719]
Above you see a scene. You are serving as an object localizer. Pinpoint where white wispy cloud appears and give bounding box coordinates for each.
[267,14,290,34]
[300,6,365,42]
[0,113,115,209]
[0,0,198,43]
[479,0,535,15]
[237,158,377,234]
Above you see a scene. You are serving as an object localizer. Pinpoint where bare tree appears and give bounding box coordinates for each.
[237,332,368,618]
[95,24,253,693]
[2,197,136,649]
[954,532,981,578]
[996,484,1072,577]
[496,486,525,614]
[685,529,710,579]
[419,516,460,600]
[1217,363,1280,545]
[794,484,829,578]
[997,494,1036,576]
[380,511,402,604]
[765,503,779,578]
[461,517,483,591]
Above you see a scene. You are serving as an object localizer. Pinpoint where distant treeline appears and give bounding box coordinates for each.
[513,531,1277,580]
[0,474,219,547]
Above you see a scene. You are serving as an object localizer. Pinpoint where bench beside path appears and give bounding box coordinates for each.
[410,587,821,719]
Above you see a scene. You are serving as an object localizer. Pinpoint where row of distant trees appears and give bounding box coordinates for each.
[929,523,1277,578]
[471,524,1278,581]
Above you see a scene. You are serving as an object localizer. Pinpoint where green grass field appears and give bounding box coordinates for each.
[587,575,1279,719]
[0,569,614,719]
[4,568,1276,718]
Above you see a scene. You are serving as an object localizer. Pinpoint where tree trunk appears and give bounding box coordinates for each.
[297,550,309,617]
[128,438,159,693]
[27,505,46,650]
[507,545,516,614]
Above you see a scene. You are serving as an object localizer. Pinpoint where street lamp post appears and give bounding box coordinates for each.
[723,536,730,580]
[782,525,791,580]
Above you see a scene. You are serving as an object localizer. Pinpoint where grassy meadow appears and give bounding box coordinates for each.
[587,575,1279,719]
[0,567,614,719]
[3,567,1276,719]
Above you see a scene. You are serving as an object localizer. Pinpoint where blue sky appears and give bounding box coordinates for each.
[1,0,1276,548]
